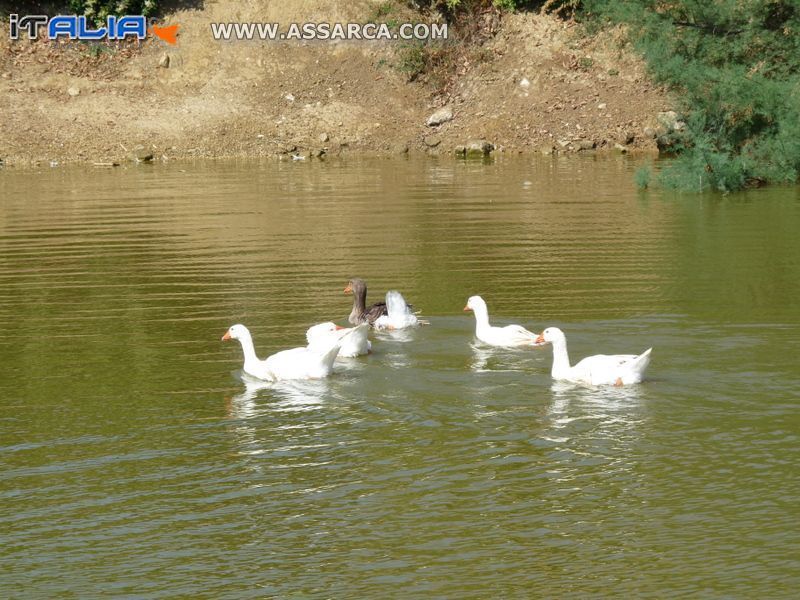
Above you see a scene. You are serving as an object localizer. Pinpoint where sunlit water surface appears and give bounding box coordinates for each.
[1,156,799,597]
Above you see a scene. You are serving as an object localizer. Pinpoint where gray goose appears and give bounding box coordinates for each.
[344,278,388,326]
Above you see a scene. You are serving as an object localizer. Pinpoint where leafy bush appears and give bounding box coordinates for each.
[395,0,501,90]
[580,0,800,192]
[411,0,580,13]
[68,0,158,23]
[396,41,428,78]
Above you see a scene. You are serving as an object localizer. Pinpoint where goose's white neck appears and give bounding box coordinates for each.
[549,336,572,379]
[472,304,491,333]
[235,332,260,372]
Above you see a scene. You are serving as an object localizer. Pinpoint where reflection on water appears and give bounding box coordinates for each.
[468,342,542,373]
[1,157,799,597]
[225,375,336,485]
[228,372,330,409]
[548,378,648,405]
[545,380,647,457]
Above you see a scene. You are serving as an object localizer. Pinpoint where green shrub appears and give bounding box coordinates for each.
[492,0,519,11]
[68,0,158,24]
[410,0,582,15]
[395,1,497,89]
[580,0,800,192]
[396,41,428,78]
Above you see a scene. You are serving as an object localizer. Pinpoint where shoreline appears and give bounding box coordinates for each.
[1,3,672,169]
[0,146,660,171]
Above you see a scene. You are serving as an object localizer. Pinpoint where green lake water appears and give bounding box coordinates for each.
[1,156,799,597]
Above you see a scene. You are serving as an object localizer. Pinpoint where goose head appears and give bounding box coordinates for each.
[221,323,250,342]
[344,278,367,297]
[463,295,487,313]
[535,327,565,345]
[306,322,345,344]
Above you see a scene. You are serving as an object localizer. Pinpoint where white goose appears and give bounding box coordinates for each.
[373,290,420,330]
[221,324,341,381]
[306,322,371,358]
[536,327,652,386]
[464,295,541,347]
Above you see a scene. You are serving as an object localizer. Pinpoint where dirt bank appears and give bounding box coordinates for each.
[0,1,673,166]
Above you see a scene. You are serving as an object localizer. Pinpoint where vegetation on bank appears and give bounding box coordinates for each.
[415,0,800,192]
[6,1,798,193]
[373,1,500,92]
[68,0,158,22]
[583,0,800,192]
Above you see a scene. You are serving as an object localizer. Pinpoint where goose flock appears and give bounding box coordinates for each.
[222,278,653,387]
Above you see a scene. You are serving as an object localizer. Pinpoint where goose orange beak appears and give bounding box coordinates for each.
[463,305,471,311]
[221,331,231,341]
[344,283,352,294]
[335,325,346,330]
[535,333,545,344]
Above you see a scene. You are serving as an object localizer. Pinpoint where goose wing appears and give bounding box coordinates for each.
[500,324,539,345]
[364,301,388,323]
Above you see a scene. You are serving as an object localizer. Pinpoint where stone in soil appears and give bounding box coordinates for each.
[426,107,454,127]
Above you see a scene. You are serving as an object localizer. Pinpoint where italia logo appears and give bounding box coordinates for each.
[8,14,179,44]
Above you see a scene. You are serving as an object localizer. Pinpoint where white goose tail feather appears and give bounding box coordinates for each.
[375,290,420,329]
[627,347,652,380]
[385,290,412,318]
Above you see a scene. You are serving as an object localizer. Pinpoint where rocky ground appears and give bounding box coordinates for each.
[0,1,675,166]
